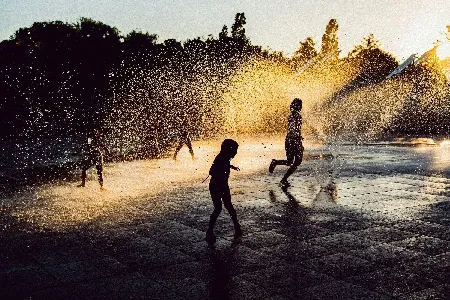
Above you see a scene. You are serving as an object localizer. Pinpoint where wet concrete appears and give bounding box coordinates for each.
[1,141,450,299]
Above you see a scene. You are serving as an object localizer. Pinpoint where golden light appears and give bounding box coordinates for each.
[437,40,450,60]
[439,139,450,147]
[220,58,356,138]
[413,139,450,171]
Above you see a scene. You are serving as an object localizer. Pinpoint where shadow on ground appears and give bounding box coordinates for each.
[1,143,450,299]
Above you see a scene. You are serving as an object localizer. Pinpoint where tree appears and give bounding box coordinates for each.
[231,13,248,42]
[162,38,183,59]
[348,33,380,58]
[292,37,318,68]
[184,38,206,57]
[3,21,81,137]
[347,33,398,86]
[123,30,158,54]
[219,25,229,39]
[321,19,339,60]
[72,18,122,130]
[391,57,449,135]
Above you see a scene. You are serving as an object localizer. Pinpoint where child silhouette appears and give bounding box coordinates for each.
[269,98,304,187]
[78,128,109,190]
[205,139,242,244]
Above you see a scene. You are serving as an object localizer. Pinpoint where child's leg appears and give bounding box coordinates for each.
[273,159,292,166]
[206,184,223,243]
[80,168,87,186]
[173,140,184,159]
[269,140,295,173]
[96,163,103,187]
[79,158,93,187]
[222,185,241,236]
[281,153,302,182]
[271,151,294,169]
[208,184,223,231]
[185,138,195,158]
[269,158,291,173]
[280,141,302,183]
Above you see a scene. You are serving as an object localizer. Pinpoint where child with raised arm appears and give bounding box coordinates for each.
[269,98,304,187]
[205,139,242,244]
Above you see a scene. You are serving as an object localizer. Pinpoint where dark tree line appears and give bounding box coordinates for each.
[0,19,121,140]
[0,14,269,159]
[1,15,449,160]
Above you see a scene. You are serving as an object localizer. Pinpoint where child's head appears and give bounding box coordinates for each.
[220,139,239,159]
[290,98,302,112]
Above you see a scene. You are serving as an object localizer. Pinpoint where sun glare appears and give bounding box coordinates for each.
[439,140,450,147]
[437,41,450,60]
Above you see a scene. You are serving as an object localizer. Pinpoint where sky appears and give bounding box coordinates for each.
[1,0,450,61]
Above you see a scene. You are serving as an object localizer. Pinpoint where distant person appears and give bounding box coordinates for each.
[152,119,161,158]
[173,115,196,161]
[205,139,242,244]
[78,128,109,190]
[269,98,304,187]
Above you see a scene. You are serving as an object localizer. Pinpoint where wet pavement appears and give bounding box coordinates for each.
[1,139,450,299]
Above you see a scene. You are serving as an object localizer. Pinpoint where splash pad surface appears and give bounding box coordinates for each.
[1,135,450,299]
[2,134,450,230]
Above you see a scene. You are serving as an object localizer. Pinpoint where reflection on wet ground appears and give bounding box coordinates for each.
[1,136,450,299]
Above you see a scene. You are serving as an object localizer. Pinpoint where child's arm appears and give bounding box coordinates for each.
[231,165,240,171]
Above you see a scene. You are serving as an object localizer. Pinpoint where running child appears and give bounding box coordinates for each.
[269,98,304,187]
